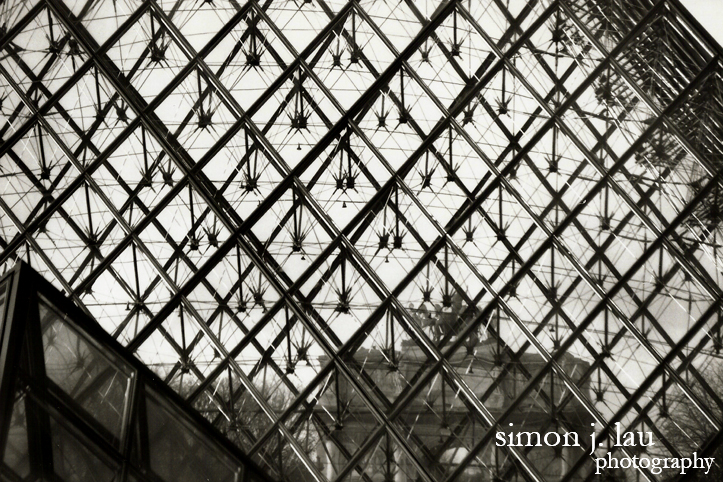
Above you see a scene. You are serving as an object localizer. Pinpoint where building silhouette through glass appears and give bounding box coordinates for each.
[2,0,723,481]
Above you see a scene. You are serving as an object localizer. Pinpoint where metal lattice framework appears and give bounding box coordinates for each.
[2,0,723,481]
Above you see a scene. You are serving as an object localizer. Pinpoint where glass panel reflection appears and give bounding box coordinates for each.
[2,389,29,479]
[145,388,241,482]
[0,280,6,321]
[40,295,132,447]
[50,412,119,482]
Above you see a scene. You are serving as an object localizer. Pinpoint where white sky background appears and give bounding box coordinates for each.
[680,0,723,44]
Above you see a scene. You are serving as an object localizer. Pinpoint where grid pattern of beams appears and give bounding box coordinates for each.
[2,0,723,481]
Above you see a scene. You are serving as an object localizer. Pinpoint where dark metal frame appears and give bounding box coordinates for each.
[2,0,723,480]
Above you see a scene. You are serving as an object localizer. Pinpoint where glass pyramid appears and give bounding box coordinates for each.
[2,0,723,481]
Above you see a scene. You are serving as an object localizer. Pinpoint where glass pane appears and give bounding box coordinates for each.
[40,295,133,447]
[145,388,241,482]
[2,389,29,478]
[50,413,118,482]
[245,471,267,482]
[0,279,7,320]
[0,279,8,341]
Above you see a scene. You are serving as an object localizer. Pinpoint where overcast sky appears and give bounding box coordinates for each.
[680,0,723,44]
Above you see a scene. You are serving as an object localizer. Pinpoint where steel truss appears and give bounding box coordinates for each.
[2,0,723,481]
